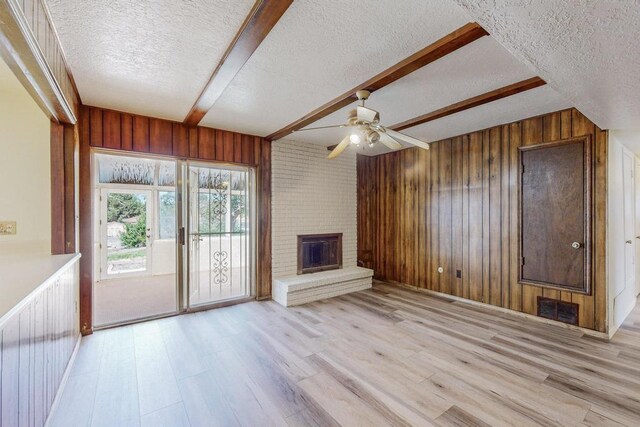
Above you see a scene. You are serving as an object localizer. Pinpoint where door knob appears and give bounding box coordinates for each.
[571,242,582,249]
[626,240,633,244]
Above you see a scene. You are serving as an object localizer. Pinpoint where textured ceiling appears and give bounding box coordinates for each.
[199,0,471,135]
[453,0,640,130]
[44,0,592,157]
[286,35,568,155]
[47,0,255,121]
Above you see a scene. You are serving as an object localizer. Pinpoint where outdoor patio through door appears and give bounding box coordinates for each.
[93,152,256,328]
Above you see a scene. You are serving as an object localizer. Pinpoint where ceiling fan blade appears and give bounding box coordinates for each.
[385,128,430,150]
[327,136,351,159]
[379,132,402,150]
[294,124,349,132]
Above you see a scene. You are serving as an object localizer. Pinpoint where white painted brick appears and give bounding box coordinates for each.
[271,139,358,280]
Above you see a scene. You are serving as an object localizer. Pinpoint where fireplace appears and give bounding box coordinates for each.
[297,233,343,275]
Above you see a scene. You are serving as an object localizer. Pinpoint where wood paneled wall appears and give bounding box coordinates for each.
[357,108,607,332]
[0,257,79,427]
[78,106,272,334]
[50,121,77,255]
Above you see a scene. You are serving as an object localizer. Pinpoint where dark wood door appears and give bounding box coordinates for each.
[520,137,591,293]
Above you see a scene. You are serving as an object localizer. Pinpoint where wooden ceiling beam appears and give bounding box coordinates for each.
[390,76,546,131]
[267,22,488,141]
[183,0,294,126]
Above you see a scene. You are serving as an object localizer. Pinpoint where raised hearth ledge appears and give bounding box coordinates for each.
[273,266,373,307]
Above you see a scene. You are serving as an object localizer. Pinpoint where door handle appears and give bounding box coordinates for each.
[571,242,582,249]
[626,240,633,244]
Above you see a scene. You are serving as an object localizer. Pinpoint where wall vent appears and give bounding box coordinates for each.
[537,297,579,325]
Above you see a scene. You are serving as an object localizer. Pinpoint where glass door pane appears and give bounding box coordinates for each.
[187,164,254,307]
[101,189,152,278]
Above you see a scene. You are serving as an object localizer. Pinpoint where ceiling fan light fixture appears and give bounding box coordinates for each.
[349,133,362,145]
[366,130,380,144]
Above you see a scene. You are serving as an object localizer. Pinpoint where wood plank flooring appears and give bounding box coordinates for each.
[48,282,640,426]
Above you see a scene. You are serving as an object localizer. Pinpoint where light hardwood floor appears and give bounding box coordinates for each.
[48,282,640,426]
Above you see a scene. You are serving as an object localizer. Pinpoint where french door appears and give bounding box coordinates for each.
[93,151,255,328]
[186,163,255,307]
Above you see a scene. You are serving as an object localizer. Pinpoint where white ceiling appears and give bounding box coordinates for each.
[46,0,619,157]
[200,0,471,136]
[47,0,255,121]
[288,35,570,155]
[453,0,640,130]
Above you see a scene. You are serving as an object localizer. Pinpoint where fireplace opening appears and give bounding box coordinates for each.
[297,233,342,275]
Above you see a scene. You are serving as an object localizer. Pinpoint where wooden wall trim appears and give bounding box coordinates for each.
[78,106,272,333]
[0,0,78,123]
[50,121,77,255]
[357,107,608,332]
[183,0,294,126]
[266,22,488,141]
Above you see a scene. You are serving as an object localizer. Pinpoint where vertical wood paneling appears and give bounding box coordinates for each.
[356,108,607,332]
[500,125,511,308]
[214,129,225,160]
[198,127,215,160]
[79,108,93,334]
[132,115,149,152]
[103,110,121,149]
[233,133,243,164]
[520,117,543,316]
[50,122,65,254]
[89,108,102,148]
[417,148,427,288]
[1,316,20,427]
[481,130,491,304]
[121,114,133,151]
[468,132,483,302]
[452,137,464,297]
[171,123,188,158]
[63,125,76,253]
[149,118,173,155]
[0,260,79,427]
[488,127,502,307]
[509,122,522,311]
[188,127,199,158]
[594,126,608,332]
[439,139,453,294]
[430,141,440,291]
[571,109,596,329]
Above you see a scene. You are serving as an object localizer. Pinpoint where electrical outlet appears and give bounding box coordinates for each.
[0,221,16,235]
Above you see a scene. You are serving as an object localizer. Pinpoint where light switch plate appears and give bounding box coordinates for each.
[0,221,17,235]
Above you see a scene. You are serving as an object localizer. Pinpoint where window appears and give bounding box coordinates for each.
[98,154,154,185]
[158,191,176,239]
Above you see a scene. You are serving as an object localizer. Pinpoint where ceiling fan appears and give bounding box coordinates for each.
[294,90,430,159]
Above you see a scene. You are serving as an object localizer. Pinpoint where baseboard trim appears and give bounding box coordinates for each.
[44,334,82,427]
[378,280,610,341]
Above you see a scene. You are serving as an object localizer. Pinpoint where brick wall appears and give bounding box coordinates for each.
[271,139,357,280]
